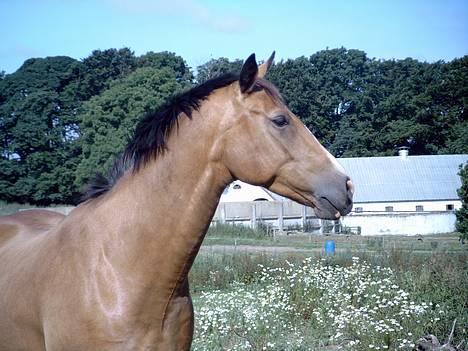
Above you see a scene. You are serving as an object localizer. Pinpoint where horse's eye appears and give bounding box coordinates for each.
[272,115,289,128]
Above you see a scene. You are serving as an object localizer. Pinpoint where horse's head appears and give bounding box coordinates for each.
[218,53,353,219]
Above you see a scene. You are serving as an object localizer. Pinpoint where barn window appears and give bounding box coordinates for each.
[415,205,424,212]
[354,207,363,213]
[385,206,394,212]
[446,204,454,211]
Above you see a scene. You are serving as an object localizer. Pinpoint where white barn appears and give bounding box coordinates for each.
[337,152,467,214]
[337,152,467,235]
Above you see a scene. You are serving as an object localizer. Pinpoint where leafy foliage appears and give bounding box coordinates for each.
[456,163,468,239]
[75,66,192,186]
[0,56,86,204]
[0,48,466,204]
[268,49,468,157]
[196,57,243,83]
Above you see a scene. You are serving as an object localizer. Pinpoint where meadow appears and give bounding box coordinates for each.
[189,224,467,350]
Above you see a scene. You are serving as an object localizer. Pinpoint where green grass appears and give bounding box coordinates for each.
[205,223,465,252]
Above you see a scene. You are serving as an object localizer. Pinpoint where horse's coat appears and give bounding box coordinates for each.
[0,53,353,350]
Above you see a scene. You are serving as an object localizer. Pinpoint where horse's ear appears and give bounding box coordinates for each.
[258,51,275,78]
[239,53,258,93]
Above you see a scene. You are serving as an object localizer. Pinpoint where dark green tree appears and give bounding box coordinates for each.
[0,56,85,204]
[81,48,137,97]
[196,57,243,83]
[75,65,192,188]
[137,51,194,82]
[456,163,468,240]
[268,49,372,151]
[269,49,468,157]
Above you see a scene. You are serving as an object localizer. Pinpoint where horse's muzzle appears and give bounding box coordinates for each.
[313,177,354,220]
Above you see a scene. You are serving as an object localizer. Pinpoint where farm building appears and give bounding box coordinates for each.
[338,152,467,235]
[338,151,467,214]
[215,152,467,235]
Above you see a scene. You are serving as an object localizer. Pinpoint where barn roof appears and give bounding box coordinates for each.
[337,154,468,203]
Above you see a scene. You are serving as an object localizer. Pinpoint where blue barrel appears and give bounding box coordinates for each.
[325,240,336,256]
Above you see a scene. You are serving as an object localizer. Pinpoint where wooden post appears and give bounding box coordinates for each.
[319,219,323,234]
[251,202,257,229]
[278,202,284,233]
[220,203,226,224]
[302,205,307,232]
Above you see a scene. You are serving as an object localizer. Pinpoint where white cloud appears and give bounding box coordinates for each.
[104,0,249,33]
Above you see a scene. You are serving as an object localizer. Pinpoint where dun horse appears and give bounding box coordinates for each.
[0,53,353,350]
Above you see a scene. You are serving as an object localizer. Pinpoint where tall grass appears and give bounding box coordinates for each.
[190,242,467,350]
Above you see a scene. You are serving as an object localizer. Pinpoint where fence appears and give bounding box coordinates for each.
[212,201,340,234]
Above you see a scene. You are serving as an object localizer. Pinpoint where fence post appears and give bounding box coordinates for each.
[220,203,226,224]
[251,202,257,229]
[302,205,307,231]
[319,219,323,234]
[278,202,284,233]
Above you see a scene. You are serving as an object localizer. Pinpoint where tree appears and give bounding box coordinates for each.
[456,163,468,240]
[268,49,372,151]
[0,56,85,204]
[137,51,194,82]
[196,57,243,83]
[75,65,192,188]
[268,49,468,157]
[81,48,137,97]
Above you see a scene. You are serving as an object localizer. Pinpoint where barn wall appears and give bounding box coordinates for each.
[341,211,456,236]
[352,200,461,213]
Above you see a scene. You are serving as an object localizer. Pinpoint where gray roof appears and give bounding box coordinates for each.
[337,154,468,203]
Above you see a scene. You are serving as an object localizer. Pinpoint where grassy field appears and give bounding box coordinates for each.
[204,223,465,251]
[190,224,467,350]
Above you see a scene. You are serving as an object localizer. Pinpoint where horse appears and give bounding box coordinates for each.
[0,52,353,350]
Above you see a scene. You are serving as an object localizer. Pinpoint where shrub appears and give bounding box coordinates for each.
[456,163,468,240]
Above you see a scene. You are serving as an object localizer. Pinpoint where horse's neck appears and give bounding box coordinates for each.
[80,107,231,288]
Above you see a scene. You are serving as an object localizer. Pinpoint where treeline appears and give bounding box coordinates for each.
[0,48,467,205]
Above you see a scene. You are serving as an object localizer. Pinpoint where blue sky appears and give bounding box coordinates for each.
[1,0,467,73]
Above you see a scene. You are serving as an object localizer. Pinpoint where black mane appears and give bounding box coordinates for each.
[82,73,239,201]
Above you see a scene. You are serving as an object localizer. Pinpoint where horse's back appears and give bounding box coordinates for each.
[0,209,65,247]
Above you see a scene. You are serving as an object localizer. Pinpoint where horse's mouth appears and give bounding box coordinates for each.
[267,180,352,220]
[287,189,341,220]
[294,190,353,220]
